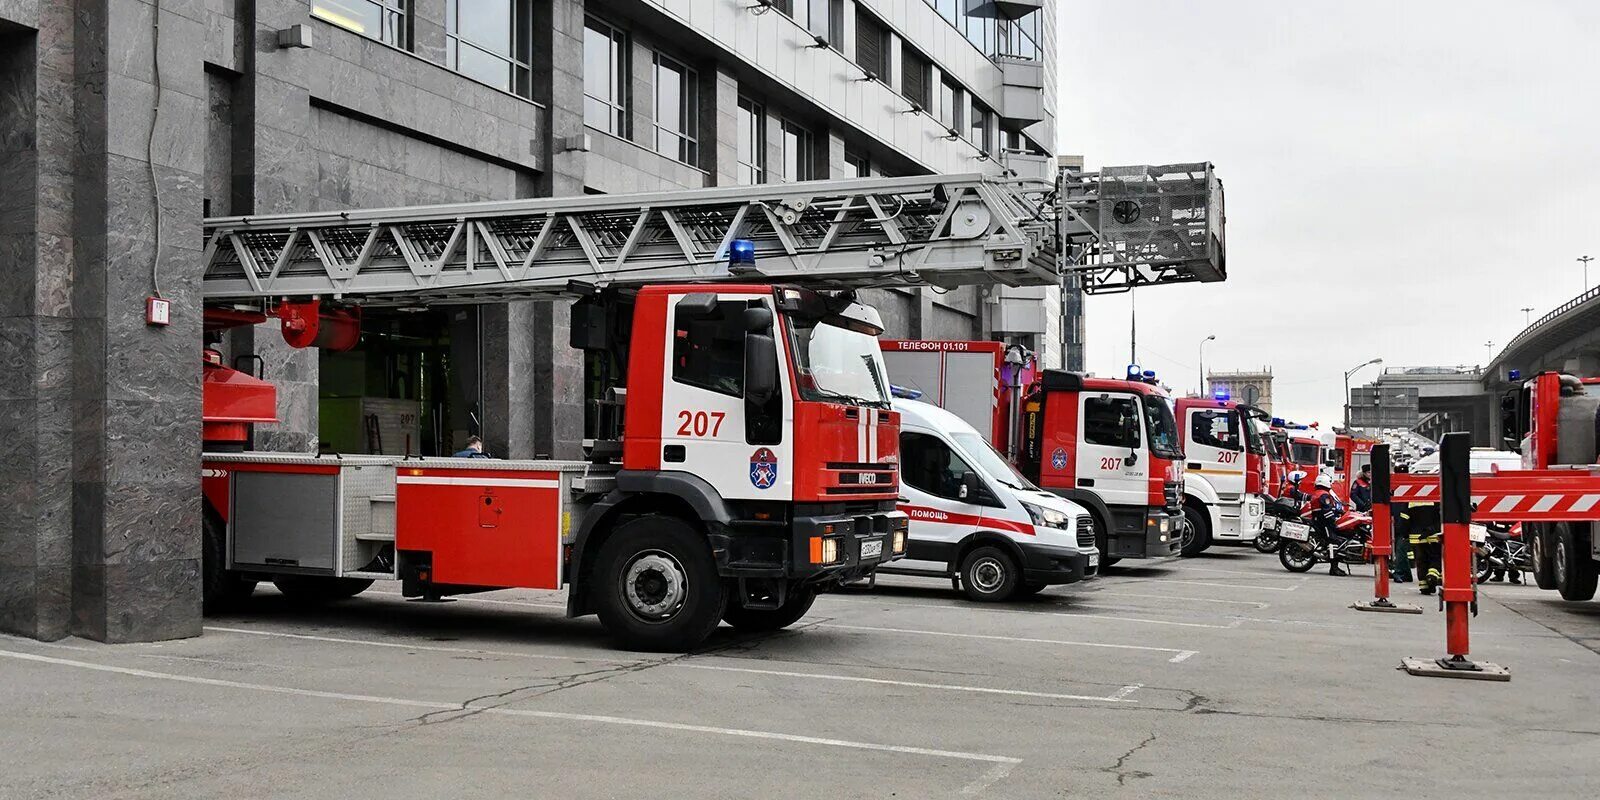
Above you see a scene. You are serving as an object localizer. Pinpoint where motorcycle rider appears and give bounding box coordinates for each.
[1307,472,1351,577]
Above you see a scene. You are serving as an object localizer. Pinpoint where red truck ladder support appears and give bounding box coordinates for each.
[1400,432,1510,680]
[1351,444,1421,614]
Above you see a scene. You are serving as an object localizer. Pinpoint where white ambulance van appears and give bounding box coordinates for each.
[880,398,1100,601]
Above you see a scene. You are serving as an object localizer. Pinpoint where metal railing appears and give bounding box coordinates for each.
[1487,285,1600,369]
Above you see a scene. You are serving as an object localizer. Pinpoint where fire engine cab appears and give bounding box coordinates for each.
[1174,394,1266,554]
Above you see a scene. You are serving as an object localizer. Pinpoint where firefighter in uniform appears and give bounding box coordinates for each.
[1400,502,1442,593]
[1307,473,1350,577]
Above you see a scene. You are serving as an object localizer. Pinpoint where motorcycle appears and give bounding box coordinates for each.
[1255,496,1303,553]
[1278,508,1374,573]
[1474,522,1530,584]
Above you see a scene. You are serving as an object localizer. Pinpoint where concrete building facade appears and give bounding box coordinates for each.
[1207,368,1273,412]
[0,0,1061,641]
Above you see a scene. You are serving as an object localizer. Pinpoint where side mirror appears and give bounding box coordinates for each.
[1124,450,1139,467]
[959,471,982,501]
[745,332,777,405]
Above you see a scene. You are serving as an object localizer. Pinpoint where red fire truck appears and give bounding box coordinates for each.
[1500,371,1600,600]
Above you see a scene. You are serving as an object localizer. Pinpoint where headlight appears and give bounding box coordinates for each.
[1022,501,1070,530]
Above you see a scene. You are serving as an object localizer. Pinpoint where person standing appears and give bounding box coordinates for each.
[1307,473,1350,577]
[1350,464,1373,512]
[1403,502,1442,594]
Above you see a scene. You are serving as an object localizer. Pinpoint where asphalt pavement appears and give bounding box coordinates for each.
[4,548,1598,799]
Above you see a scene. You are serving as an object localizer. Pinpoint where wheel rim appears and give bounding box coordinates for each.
[1286,544,1314,569]
[1555,537,1569,584]
[971,557,1006,593]
[621,550,688,623]
[1180,516,1196,549]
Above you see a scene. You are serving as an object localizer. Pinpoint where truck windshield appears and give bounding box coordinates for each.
[1142,397,1183,459]
[952,430,1034,491]
[1242,415,1268,455]
[787,317,890,407]
[1291,441,1319,465]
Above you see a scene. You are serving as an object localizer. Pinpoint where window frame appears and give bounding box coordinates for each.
[736,95,768,185]
[312,0,411,49]
[583,15,631,138]
[900,431,983,504]
[1083,395,1142,449]
[901,48,932,110]
[671,299,749,399]
[652,52,700,166]
[444,0,532,98]
[854,8,890,80]
[1190,409,1242,452]
[968,97,993,153]
[780,119,816,182]
[844,149,870,178]
[937,78,962,132]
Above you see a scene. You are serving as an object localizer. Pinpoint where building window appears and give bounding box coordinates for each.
[1083,396,1141,449]
[969,98,992,152]
[780,120,815,181]
[900,432,982,503]
[653,54,699,165]
[901,49,931,111]
[737,96,767,185]
[771,0,795,18]
[937,78,961,132]
[444,0,531,97]
[584,16,630,137]
[312,0,408,47]
[806,0,845,47]
[845,150,870,178]
[855,9,890,80]
[921,0,1039,61]
[672,300,747,398]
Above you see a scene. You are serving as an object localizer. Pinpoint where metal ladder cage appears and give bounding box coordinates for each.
[1058,162,1227,294]
[201,174,1064,306]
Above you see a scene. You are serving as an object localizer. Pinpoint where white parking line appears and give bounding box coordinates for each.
[820,623,1199,664]
[818,597,1237,629]
[1174,567,1298,579]
[1116,579,1300,592]
[679,663,1142,704]
[0,647,1023,770]
[1087,592,1271,609]
[205,626,641,664]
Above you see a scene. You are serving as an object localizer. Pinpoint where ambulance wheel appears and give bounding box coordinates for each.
[1554,524,1598,602]
[1531,524,1558,590]
[1179,505,1212,557]
[722,587,817,633]
[959,547,1020,602]
[272,576,374,604]
[201,509,256,614]
[594,517,725,652]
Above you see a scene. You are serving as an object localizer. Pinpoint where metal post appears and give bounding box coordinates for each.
[1352,444,1421,613]
[1400,431,1509,679]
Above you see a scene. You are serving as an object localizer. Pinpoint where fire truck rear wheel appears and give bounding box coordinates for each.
[202,510,257,614]
[721,586,817,632]
[1179,505,1211,557]
[1554,523,1598,602]
[271,576,374,604]
[959,546,1020,602]
[1531,524,1559,590]
[594,517,725,652]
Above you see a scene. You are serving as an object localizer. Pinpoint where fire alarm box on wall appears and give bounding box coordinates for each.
[146,297,170,326]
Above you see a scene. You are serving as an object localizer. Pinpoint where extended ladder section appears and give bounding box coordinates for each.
[201,165,1227,306]
[203,174,1058,306]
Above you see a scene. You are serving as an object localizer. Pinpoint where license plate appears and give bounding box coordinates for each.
[1280,522,1311,541]
[1469,528,1488,543]
[860,539,884,560]
[1088,551,1100,567]
[1262,516,1280,531]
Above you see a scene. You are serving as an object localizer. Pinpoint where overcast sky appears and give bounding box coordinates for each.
[1055,0,1600,425]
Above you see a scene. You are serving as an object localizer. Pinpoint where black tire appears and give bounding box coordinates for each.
[1278,541,1318,573]
[959,546,1021,602]
[721,587,817,633]
[1014,581,1049,598]
[1092,513,1121,568]
[1554,523,1599,602]
[1179,505,1212,557]
[593,516,725,652]
[201,510,257,614]
[272,575,374,604]
[1531,524,1558,590]
[1253,531,1281,553]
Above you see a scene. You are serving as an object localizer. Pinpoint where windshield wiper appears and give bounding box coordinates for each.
[811,388,888,409]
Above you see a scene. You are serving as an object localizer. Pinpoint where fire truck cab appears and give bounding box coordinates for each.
[1500,371,1600,601]
[1017,370,1185,564]
[1174,395,1266,554]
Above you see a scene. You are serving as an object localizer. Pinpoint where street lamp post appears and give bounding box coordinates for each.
[1199,334,1215,396]
[1581,255,1594,293]
[1520,307,1534,327]
[1344,357,1384,431]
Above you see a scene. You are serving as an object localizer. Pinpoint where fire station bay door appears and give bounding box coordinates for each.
[882,348,1000,444]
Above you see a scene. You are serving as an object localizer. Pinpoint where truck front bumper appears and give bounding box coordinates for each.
[1105,507,1182,558]
[712,509,909,583]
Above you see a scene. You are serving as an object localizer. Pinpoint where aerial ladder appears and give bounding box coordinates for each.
[195,166,1226,652]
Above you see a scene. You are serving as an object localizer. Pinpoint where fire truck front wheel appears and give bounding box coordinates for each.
[1554,524,1598,602]
[1179,504,1211,557]
[721,587,817,632]
[594,517,726,652]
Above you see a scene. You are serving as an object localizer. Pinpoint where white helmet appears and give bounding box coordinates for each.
[1287,470,1307,484]
[1314,472,1334,490]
